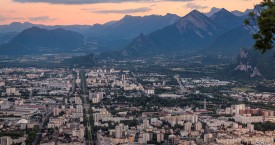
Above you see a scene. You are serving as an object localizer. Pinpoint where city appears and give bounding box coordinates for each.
[0,60,275,144]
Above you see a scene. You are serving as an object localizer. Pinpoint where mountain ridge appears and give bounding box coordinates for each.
[0,27,85,55]
[122,8,246,56]
[86,13,180,51]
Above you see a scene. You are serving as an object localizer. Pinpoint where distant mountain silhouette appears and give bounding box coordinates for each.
[86,13,180,51]
[204,7,222,17]
[0,27,85,55]
[204,7,253,17]
[0,22,90,34]
[231,9,253,17]
[210,8,244,31]
[204,26,254,56]
[122,9,246,56]
[0,22,35,33]
[0,7,257,58]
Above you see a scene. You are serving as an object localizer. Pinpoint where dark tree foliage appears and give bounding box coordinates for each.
[248,0,275,52]
[25,127,39,145]
[253,121,275,131]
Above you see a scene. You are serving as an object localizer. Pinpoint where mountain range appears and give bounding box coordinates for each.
[0,22,91,34]
[121,8,252,57]
[204,7,253,17]
[0,13,181,54]
[86,13,180,51]
[122,10,220,56]
[0,27,85,55]
[0,7,256,59]
[0,22,90,47]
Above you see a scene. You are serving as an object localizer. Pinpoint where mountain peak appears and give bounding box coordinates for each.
[29,26,40,29]
[210,8,244,31]
[232,8,253,16]
[122,15,136,20]
[182,9,208,21]
[212,8,233,17]
[0,26,85,55]
[9,22,34,26]
[210,8,238,22]
[189,10,202,15]
[220,8,232,14]
[204,7,221,17]
[124,14,132,18]
[24,26,43,32]
[176,9,216,34]
[165,13,178,17]
[183,10,205,20]
[165,13,173,16]
[9,22,22,25]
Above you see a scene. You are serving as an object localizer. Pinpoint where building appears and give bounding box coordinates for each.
[115,125,122,139]
[204,133,213,142]
[76,105,83,113]
[6,88,20,96]
[145,89,155,95]
[53,107,61,116]
[184,122,192,132]
[234,115,263,124]
[89,92,104,103]
[247,124,254,132]
[216,135,241,145]
[195,122,202,131]
[75,97,82,105]
[0,81,5,87]
[0,136,12,145]
[93,109,112,122]
[157,132,164,143]
[231,104,246,115]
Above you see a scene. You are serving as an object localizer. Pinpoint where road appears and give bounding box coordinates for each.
[86,113,93,145]
[174,75,186,93]
[33,110,53,145]
[79,70,94,145]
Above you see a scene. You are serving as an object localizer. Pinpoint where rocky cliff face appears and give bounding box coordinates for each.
[234,49,262,78]
[224,48,275,80]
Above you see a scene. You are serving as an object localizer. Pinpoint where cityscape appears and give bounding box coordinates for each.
[0,60,275,145]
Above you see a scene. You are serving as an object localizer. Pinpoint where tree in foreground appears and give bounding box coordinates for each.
[246,0,275,53]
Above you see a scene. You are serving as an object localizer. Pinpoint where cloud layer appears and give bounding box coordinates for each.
[185,2,208,10]
[29,16,55,22]
[14,0,193,4]
[0,16,7,22]
[84,7,152,14]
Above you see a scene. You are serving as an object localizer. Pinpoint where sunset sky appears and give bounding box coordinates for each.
[0,0,262,25]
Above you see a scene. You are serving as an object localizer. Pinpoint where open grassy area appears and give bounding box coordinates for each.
[232,87,255,92]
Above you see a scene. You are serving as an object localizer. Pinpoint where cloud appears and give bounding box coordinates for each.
[184,2,208,10]
[0,16,7,21]
[84,7,152,14]
[29,16,55,22]
[0,16,24,22]
[13,0,193,4]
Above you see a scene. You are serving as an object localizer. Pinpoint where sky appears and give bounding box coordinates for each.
[0,0,262,25]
